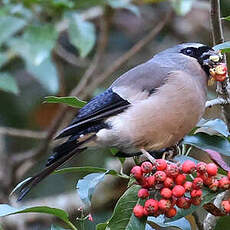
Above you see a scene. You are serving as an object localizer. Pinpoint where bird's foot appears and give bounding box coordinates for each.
[162,145,179,161]
[140,148,156,163]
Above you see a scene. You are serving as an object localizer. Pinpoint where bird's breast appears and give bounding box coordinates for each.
[96,71,207,152]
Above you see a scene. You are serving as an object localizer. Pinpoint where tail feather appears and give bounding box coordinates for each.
[16,135,96,201]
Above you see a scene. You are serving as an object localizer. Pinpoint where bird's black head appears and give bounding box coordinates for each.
[180,44,224,76]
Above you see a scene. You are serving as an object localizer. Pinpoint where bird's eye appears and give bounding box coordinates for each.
[185,49,193,55]
[181,47,196,57]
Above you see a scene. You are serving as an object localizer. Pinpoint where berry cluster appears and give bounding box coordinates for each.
[131,160,230,218]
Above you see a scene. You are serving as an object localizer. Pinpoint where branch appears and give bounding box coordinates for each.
[0,127,46,139]
[81,11,172,98]
[205,97,230,108]
[203,191,227,230]
[210,0,224,45]
[54,43,90,68]
[210,0,230,128]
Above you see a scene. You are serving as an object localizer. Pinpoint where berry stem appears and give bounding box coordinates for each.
[185,146,193,156]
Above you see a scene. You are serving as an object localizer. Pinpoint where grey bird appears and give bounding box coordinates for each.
[16,43,224,200]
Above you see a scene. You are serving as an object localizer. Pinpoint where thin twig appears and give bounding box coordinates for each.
[54,43,90,68]
[210,0,224,45]
[0,127,47,139]
[81,11,172,98]
[205,97,230,108]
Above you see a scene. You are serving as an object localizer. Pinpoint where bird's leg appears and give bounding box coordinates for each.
[162,145,179,161]
[140,148,156,163]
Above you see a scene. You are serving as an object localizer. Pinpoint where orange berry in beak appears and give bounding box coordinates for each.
[209,63,227,82]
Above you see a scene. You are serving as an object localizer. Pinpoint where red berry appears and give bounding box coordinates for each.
[221,200,230,213]
[131,166,143,179]
[141,161,153,173]
[170,197,177,207]
[175,174,186,185]
[158,199,171,211]
[228,171,230,180]
[196,162,207,173]
[138,188,149,199]
[133,205,145,218]
[164,177,174,188]
[201,174,214,186]
[191,197,202,206]
[144,199,159,215]
[155,159,167,171]
[219,176,230,189]
[183,181,193,192]
[172,185,185,198]
[146,175,156,188]
[165,164,179,177]
[160,188,172,199]
[165,207,177,218]
[206,163,218,176]
[192,177,203,189]
[88,214,93,222]
[182,160,196,174]
[191,189,202,198]
[138,177,149,188]
[209,179,219,191]
[143,208,148,216]
[154,171,167,182]
[176,197,191,209]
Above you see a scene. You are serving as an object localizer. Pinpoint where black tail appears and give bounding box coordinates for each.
[16,135,95,201]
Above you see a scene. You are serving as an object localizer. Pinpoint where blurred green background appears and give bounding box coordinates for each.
[0,0,230,229]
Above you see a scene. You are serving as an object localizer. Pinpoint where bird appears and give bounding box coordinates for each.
[16,42,224,201]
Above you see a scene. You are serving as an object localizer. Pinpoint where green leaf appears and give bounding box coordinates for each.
[27,57,59,94]
[183,133,230,156]
[0,205,69,223]
[44,96,87,108]
[96,223,108,230]
[106,0,140,16]
[105,185,146,230]
[0,53,8,68]
[196,119,229,137]
[55,166,129,179]
[171,0,194,16]
[9,24,58,65]
[77,172,107,206]
[0,16,26,46]
[110,147,119,156]
[215,216,230,230]
[50,0,74,8]
[76,169,129,207]
[67,13,96,57]
[222,16,230,21]
[167,188,218,222]
[51,224,68,230]
[147,216,191,230]
[0,72,19,94]
[213,41,230,53]
[74,0,106,9]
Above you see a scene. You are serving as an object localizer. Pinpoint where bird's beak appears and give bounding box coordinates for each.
[201,50,227,84]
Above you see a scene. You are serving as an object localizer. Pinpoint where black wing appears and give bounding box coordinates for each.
[55,88,130,139]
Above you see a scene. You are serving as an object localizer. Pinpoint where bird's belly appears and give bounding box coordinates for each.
[96,76,206,152]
